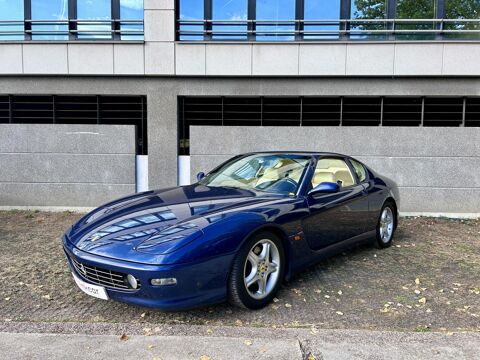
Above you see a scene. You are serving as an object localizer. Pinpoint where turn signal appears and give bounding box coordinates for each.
[150,278,177,286]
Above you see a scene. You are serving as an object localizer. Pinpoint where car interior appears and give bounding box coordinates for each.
[311,158,355,188]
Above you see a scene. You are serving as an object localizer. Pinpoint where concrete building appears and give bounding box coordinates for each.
[0,0,479,217]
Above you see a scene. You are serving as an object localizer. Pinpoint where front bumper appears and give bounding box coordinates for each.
[63,236,235,311]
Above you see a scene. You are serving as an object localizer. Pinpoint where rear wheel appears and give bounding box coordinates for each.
[375,201,396,248]
[228,232,284,309]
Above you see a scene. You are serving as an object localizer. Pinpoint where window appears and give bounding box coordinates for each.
[212,0,248,40]
[120,0,144,40]
[445,0,480,39]
[312,158,355,188]
[179,0,205,40]
[350,0,388,40]
[304,0,340,40]
[0,0,24,40]
[31,0,68,40]
[350,159,367,183]
[256,0,296,40]
[77,0,112,39]
[200,154,311,195]
[396,0,437,39]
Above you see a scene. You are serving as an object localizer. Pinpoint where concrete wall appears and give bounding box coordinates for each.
[2,76,480,203]
[190,126,480,215]
[1,0,480,77]
[0,124,136,208]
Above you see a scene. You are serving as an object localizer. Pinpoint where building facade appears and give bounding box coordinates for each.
[0,0,479,216]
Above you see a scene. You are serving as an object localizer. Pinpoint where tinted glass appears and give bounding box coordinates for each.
[77,0,112,39]
[304,0,340,39]
[396,0,436,39]
[120,0,144,40]
[256,0,296,41]
[179,0,204,40]
[31,0,68,40]
[0,0,24,40]
[350,159,367,182]
[445,0,480,39]
[350,0,387,39]
[212,0,248,39]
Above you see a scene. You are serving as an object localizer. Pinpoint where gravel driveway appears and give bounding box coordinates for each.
[0,211,479,332]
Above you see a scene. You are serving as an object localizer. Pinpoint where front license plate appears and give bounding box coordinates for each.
[72,272,109,300]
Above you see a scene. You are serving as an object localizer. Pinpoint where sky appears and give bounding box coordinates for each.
[0,0,144,21]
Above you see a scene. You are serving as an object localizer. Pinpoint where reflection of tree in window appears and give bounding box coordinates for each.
[445,0,480,39]
[396,0,436,40]
[350,0,387,40]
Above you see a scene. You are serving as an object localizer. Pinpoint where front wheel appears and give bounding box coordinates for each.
[375,202,397,248]
[228,232,285,309]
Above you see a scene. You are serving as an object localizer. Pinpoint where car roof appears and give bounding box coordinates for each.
[242,151,350,158]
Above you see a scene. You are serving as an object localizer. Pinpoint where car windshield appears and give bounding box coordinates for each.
[199,154,312,195]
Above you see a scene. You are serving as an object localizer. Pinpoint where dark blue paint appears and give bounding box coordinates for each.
[63,152,399,310]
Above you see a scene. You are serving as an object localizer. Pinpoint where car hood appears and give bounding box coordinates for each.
[66,184,285,263]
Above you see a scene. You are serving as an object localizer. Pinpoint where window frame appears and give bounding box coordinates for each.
[347,157,369,184]
[312,155,358,190]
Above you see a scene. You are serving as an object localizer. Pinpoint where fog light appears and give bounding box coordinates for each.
[126,274,138,289]
[151,278,177,286]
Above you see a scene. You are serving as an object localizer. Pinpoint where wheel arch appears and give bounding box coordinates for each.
[384,197,398,229]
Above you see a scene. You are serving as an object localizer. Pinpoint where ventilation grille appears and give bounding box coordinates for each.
[179,96,480,155]
[0,95,147,154]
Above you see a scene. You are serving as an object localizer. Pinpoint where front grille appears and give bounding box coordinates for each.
[70,256,140,291]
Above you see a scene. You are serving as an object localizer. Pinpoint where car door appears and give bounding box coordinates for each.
[302,157,369,251]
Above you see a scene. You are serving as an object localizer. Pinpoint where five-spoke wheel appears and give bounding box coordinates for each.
[228,232,284,309]
[243,239,280,300]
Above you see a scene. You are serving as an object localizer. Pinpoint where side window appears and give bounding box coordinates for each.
[350,159,367,183]
[312,158,355,188]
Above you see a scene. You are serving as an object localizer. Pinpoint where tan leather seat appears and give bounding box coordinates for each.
[334,169,354,187]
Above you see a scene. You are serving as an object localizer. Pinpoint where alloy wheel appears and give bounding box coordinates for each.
[243,239,280,300]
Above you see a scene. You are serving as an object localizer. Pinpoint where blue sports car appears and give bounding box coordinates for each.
[63,152,399,310]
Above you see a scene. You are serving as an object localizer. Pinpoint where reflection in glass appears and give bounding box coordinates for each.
[256,0,296,41]
[31,0,68,40]
[120,0,144,40]
[0,0,24,40]
[77,0,112,39]
[350,0,387,40]
[396,0,436,40]
[212,0,247,40]
[445,0,480,39]
[179,0,204,40]
[304,0,340,39]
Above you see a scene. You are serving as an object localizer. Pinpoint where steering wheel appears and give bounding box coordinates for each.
[255,177,298,193]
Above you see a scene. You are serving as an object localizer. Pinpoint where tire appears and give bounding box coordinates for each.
[228,231,285,309]
[375,201,397,249]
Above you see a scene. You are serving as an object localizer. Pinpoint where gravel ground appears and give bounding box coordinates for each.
[0,211,479,332]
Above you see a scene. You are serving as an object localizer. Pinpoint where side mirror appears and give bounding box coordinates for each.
[196,172,205,181]
[308,182,340,195]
